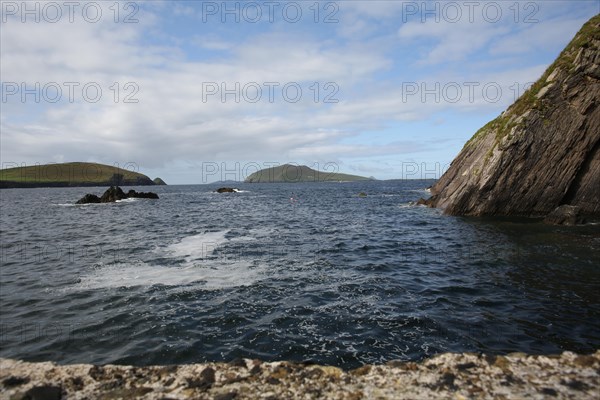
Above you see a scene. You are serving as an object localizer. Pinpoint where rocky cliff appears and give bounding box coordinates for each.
[427,15,600,219]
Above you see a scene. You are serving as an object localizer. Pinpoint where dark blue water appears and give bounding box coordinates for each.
[1,181,599,368]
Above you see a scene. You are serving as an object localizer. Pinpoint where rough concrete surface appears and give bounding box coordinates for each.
[1,350,599,399]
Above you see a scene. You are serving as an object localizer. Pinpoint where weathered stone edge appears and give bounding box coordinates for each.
[1,350,599,399]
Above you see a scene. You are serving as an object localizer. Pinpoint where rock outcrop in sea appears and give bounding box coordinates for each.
[426,15,600,223]
[1,351,599,399]
[76,186,159,204]
[216,187,239,193]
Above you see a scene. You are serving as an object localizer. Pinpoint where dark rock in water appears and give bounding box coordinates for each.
[426,16,600,221]
[100,186,128,202]
[75,194,101,204]
[127,190,159,199]
[216,187,237,193]
[416,198,428,206]
[76,186,159,204]
[544,205,586,226]
[358,192,367,197]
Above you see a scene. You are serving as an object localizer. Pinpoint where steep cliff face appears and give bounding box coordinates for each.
[428,15,600,218]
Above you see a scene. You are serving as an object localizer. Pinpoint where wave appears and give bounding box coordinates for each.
[398,202,426,208]
[406,189,431,193]
[54,198,138,207]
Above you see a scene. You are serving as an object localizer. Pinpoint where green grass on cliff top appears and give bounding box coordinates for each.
[0,162,150,184]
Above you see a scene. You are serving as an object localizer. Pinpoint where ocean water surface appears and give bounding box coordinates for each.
[1,181,599,368]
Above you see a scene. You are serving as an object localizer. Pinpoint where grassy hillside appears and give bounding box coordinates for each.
[245,164,373,183]
[0,162,156,188]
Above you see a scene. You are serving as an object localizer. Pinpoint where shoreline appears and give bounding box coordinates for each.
[2,351,599,399]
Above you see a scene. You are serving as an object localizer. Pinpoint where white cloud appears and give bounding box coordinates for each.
[192,34,233,50]
[1,1,595,181]
[397,17,509,65]
[489,16,592,56]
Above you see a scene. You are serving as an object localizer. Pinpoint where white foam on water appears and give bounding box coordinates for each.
[73,229,276,291]
[76,259,265,290]
[55,198,138,206]
[55,202,103,207]
[165,231,229,265]
[398,203,415,208]
[406,189,431,194]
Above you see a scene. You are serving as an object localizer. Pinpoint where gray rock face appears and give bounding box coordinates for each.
[427,16,600,221]
[100,186,128,202]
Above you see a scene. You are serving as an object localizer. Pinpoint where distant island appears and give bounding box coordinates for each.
[0,162,164,189]
[244,164,374,183]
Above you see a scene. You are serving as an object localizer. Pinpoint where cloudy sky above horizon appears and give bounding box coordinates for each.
[1,1,598,183]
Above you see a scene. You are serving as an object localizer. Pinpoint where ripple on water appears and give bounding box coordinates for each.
[0,182,599,368]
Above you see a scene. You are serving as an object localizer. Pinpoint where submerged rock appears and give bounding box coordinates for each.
[426,16,600,222]
[76,186,159,204]
[544,205,586,226]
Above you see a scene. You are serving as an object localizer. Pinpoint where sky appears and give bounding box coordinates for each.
[1,1,598,184]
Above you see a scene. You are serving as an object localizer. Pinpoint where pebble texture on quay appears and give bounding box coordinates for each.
[1,351,599,399]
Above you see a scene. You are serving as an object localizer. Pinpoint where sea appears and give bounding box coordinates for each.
[1,181,599,369]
